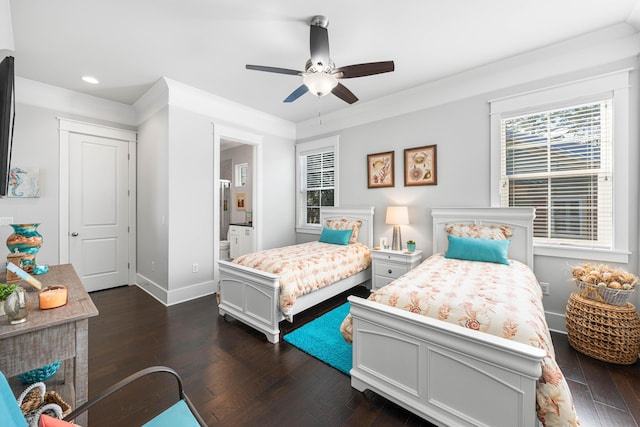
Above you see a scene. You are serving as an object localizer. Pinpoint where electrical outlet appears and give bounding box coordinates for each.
[151,261,156,271]
[0,217,13,226]
[540,282,550,296]
[192,263,199,273]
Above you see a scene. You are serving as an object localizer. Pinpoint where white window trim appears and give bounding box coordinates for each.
[295,135,340,234]
[490,69,631,263]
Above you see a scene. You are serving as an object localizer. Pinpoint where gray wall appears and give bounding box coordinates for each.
[298,59,639,332]
[0,103,61,267]
[136,106,170,295]
[1,78,296,308]
[261,133,296,250]
[135,100,296,304]
[0,101,138,268]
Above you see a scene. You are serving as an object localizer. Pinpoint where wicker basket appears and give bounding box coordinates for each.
[566,286,640,365]
[575,280,635,306]
[18,381,72,426]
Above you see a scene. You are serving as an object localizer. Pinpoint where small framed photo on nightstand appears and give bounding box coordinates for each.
[379,237,388,249]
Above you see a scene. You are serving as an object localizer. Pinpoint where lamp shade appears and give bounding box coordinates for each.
[385,206,409,225]
[303,72,338,97]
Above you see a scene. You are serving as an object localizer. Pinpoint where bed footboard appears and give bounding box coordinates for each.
[348,296,545,427]
[218,260,283,343]
[219,261,371,343]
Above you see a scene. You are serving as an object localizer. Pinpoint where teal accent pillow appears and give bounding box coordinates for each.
[319,228,353,245]
[445,235,511,265]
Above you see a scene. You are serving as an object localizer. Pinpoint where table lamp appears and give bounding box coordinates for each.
[385,206,409,251]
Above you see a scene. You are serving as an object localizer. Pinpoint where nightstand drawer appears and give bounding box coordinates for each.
[373,262,409,279]
[370,250,422,292]
[374,275,396,289]
[374,252,410,263]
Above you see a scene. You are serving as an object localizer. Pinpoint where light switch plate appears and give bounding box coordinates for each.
[0,217,13,226]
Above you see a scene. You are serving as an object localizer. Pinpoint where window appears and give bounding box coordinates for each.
[235,163,248,187]
[500,100,612,248]
[490,70,630,262]
[296,136,339,232]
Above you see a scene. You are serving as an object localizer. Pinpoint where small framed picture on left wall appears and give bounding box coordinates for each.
[367,151,394,188]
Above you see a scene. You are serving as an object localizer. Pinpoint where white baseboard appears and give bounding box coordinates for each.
[135,273,216,306]
[546,311,567,334]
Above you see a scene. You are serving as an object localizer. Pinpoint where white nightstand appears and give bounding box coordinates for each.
[370,249,423,291]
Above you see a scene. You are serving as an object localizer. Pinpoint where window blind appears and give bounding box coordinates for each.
[300,150,335,225]
[500,99,613,248]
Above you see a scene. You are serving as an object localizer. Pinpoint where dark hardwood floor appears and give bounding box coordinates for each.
[78,285,640,426]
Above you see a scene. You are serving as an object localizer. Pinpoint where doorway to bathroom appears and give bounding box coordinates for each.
[213,125,263,278]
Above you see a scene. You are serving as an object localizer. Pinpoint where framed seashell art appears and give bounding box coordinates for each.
[367,151,394,188]
[404,145,437,186]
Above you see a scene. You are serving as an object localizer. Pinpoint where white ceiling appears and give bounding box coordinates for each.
[3,0,640,124]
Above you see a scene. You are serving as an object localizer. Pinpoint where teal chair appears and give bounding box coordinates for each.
[1,368,27,427]
[1,366,207,427]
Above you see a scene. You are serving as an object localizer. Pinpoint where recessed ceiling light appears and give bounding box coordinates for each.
[82,76,99,84]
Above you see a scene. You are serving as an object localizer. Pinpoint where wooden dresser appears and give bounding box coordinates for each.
[0,264,98,425]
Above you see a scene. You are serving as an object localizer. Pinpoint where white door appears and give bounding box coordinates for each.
[68,133,130,292]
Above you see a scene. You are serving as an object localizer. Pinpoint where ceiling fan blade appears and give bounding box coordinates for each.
[284,85,309,103]
[332,83,358,104]
[334,61,395,78]
[310,24,330,70]
[246,65,302,76]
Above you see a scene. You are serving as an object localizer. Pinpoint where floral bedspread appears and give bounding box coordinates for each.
[233,241,370,319]
[340,253,579,427]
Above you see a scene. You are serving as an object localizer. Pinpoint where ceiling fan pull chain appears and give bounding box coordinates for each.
[318,96,323,125]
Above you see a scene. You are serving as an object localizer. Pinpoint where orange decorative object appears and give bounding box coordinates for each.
[39,285,68,309]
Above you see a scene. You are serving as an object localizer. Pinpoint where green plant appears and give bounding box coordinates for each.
[407,240,415,244]
[0,283,17,301]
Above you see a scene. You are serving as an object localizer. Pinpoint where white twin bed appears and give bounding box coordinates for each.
[345,207,577,427]
[217,206,374,343]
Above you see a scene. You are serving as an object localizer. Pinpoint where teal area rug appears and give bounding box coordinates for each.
[283,302,352,375]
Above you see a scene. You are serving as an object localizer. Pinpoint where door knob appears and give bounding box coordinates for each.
[71,232,79,237]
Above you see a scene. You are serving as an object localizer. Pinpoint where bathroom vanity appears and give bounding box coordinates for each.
[229,224,254,258]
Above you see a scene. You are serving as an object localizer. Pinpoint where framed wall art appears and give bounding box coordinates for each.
[404,145,437,186]
[235,193,246,210]
[8,167,40,198]
[367,151,394,188]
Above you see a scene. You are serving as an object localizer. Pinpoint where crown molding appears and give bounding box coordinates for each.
[297,23,640,140]
[132,77,170,124]
[16,77,137,125]
[627,0,640,31]
[16,75,296,141]
[134,77,295,140]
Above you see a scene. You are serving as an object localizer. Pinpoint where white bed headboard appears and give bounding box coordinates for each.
[320,206,375,248]
[431,207,535,268]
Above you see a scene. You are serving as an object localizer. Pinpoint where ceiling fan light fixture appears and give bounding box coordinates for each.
[303,72,338,97]
[246,15,394,104]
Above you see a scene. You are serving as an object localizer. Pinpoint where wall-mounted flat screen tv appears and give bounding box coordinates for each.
[0,55,15,198]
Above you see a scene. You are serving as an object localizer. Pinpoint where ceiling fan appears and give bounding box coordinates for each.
[246,15,395,104]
